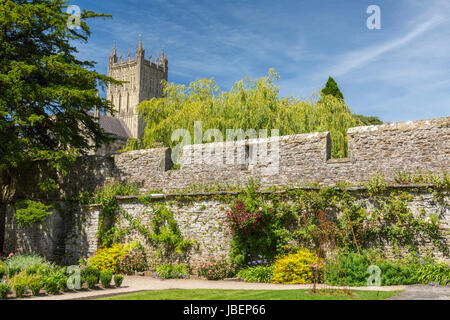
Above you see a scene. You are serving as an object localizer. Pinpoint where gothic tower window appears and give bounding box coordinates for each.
[127,92,130,113]
[118,93,121,114]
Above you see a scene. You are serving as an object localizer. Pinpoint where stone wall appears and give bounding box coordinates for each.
[6,185,447,266]
[108,188,449,267]
[9,117,449,199]
[2,117,449,265]
[3,203,66,261]
[81,116,450,192]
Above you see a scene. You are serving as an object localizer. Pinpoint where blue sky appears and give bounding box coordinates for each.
[73,0,450,123]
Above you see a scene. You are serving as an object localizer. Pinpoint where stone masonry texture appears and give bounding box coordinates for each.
[1,117,449,267]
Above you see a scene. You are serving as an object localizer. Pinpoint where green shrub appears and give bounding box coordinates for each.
[43,278,59,295]
[0,263,6,279]
[14,200,52,226]
[29,278,43,296]
[100,271,113,288]
[113,275,124,287]
[417,261,450,286]
[237,265,274,283]
[117,246,148,274]
[197,259,236,280]
[0,283,10,299]
[324,250,370,286]
[86,275,98,289]
[13,283,27,298]
[41,267,68,292]
[378,260,419,285]
[324,250,426,286]
[81,266,100,283]
[272,248,321,284]
[10,273,30,298]
[5,254,46,277]
[88,243,130,273]
[155,263,189,279]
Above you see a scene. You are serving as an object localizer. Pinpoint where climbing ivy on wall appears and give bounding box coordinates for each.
[85,181,140,247]
[82,182,193,260]
[14,200,53,226]
[81,172,448,266]
[168,174,448,266]
[225,175,448,266]
[124,197,194,255]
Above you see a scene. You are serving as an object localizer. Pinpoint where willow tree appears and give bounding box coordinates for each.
[0,0,118,203]
[135,69,359,159]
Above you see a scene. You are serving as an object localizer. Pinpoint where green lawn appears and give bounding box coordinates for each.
[98,289,403,300]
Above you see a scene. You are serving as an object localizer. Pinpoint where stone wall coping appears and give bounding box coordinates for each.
[103,183,440,202]
[347,116,449,134]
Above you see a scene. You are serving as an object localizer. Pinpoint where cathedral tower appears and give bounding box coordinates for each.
[106,40,168,139]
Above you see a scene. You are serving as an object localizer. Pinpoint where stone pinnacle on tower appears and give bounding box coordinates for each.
[111,40,117,63]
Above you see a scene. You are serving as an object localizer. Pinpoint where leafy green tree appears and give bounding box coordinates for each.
[353,114,383,126]
[321,77,383,126]
[321,76,344,100]
[0,0,118,202]
[134,69,359,159]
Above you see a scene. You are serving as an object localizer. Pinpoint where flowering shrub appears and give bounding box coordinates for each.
[116,244,148,274]
[226,200,274,234]
[197,258,236,280]
[272,248,320,284]
[226,199,280,266]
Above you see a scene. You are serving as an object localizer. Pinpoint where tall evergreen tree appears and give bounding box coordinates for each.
[321,76,344,100]
[0,0,119,202]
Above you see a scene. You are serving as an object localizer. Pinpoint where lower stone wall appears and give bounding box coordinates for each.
[2,187,449,266]
[3,203,65,262]
[112,199,231,269]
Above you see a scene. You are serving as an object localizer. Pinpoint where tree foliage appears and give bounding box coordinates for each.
[0,0,118,202]
[135,69,359,158]
[353,114,383,126]
[321,76,344,100]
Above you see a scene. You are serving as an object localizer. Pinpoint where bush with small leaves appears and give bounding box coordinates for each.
[81,266,100,283]
[86,275,98,289]
[100,271,112,288]
[197,259,236,280]
[237,265,274,283]
[154,264,189,280]
[13,283,27,298]
[272,247,321,284]
[114,275,124,287]
[0,263,6,279]
[0,283,10,299]
[10,273,29,298]
[43,278,59,295]
[29,279,43,296]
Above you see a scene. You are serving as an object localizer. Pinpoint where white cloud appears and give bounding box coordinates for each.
[329,16,444,78]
